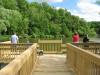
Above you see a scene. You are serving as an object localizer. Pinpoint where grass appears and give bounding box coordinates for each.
[0,35,10,42]
[0,35,73,43]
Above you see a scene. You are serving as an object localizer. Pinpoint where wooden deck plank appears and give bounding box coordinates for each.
[33,54,75,75]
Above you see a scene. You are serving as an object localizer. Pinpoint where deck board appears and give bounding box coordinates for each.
[33,54,75,75]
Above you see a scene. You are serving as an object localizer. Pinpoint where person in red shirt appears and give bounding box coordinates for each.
[72,32,80,43]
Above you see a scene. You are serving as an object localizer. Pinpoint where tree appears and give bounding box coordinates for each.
[16,0,29,13]
[0,7,23,34]
[0,0,17,10]
[96,0,100,5]
[0,1,96,38]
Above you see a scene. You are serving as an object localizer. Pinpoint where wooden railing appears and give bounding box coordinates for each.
[1,40,66,54]
[73,43,100,55]
[0,43,38,75]
[1,41,11,43]
[0,43,32,63]
[67,43,100,75]
[38,39,63,53]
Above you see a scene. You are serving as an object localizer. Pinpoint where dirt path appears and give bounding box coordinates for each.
[33,54,75,75]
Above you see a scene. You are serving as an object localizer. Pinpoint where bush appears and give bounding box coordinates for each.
[0,35,10,42]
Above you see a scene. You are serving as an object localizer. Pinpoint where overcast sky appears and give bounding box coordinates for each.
[28,0,100,22]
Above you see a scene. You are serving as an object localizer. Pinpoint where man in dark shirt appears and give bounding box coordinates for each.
[83,34,89,43]
[83,34,89,47]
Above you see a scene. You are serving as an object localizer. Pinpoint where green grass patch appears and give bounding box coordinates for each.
[0,35,11,42]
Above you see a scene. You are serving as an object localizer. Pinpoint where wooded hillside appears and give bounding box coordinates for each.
[0,0,98,39]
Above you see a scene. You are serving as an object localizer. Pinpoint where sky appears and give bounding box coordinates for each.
[28,0,100,22]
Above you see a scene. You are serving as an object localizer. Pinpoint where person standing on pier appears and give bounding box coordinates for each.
[11,33,19,44]
[83,34,89,47]
[72,32,80,43]
[83,34,89,43]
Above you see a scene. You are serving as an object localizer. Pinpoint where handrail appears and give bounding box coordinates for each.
[1,41,11,43]
[38,39,62,43]
[73,43,100,55]
[67,43,100,75]
[0,43,33,63]
[0,43,38,75]
[38,39,63,53]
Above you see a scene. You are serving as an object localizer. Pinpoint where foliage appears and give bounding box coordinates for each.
[0,7,22,34]
[0,1,97,40]
[0,35,10,42]
[96,0,100,5]
[88,21,100,35]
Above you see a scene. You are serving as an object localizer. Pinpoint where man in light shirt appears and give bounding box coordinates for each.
[11,33,19,44]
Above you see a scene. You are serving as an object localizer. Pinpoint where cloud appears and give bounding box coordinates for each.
[71,11,100,21]
[77,0,100,14]
[55,7,65,10]
[48,0,63,2]
[71,0,100,21]
[28,0,63,3]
